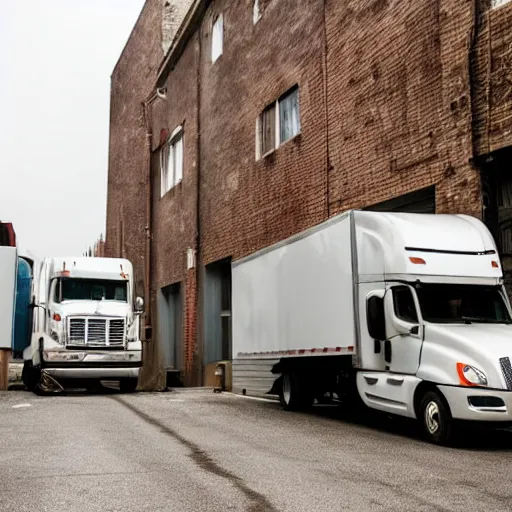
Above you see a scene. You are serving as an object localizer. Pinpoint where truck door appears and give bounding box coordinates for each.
[383,284,423,375]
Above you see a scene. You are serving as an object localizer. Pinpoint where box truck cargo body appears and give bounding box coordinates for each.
[232,211,512,443]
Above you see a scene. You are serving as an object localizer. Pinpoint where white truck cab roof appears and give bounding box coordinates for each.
[45,257,133,281]
[354,211,501,282]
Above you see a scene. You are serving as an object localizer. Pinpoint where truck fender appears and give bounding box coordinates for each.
[24,332,57,365]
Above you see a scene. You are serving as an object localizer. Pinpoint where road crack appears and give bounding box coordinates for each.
[113,396,278,512]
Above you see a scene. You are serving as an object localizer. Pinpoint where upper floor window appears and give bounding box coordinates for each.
[212,14,223,63]
[253,0,262,24]
[257,86,300,158]
[161,127,183,196]
[492,0,512,7]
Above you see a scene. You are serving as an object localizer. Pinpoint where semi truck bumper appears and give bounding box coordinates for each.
[44,366,140,379]
[41,350,142,380]
[438,385,512,422]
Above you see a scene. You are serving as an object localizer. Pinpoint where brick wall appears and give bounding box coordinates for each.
[325,0,481,219]
[474,1,512,155]
[149,36,200,382]
[199,0,328,265]
[105,0,164,296]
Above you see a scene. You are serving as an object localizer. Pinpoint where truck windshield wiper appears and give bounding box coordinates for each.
[461,316,512,324]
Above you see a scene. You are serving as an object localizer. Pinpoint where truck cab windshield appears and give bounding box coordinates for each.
[415,284,511,324]
[54,279,128,303]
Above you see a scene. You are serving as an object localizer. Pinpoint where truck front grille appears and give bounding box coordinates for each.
[68,317,125,347]
[499,357,512,390]
[109,319,125,346]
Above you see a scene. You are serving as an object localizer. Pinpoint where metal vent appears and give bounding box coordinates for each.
[108,319,125,346]
[69,318,86,345]
[67,317,125,347]
[88,319,107,346]
[499,357,512,390]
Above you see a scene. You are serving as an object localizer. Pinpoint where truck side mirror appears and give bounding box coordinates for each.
[135,296,144,313]
[367,295,386,341]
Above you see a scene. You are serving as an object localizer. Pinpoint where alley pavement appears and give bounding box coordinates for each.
[1,387,512,512]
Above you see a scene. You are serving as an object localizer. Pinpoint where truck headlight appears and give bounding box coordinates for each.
[457,362,488,387]
[43,351,85,362]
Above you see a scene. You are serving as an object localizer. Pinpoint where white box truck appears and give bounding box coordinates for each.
[23,257,143,393]
[232,210,512,444]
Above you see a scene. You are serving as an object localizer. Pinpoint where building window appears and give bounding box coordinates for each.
[212,14,223,63]
[260,103,276,156]
[253,0,262,24]
[257,86,300,158]
[491,0,512,7]
[279,87,300,144]
[161,127,183,196]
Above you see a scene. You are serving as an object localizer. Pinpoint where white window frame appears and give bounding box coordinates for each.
[256,86,300,160]
[212,13,223,63]
[491,0,512,7]
[160,126,184,197]
[253,0,262,24]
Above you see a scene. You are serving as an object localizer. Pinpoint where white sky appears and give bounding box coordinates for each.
[0,0,145,259]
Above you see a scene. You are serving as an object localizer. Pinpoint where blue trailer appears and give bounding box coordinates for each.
[13,257,33,359]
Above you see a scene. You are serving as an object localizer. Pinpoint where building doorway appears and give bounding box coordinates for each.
[203,259,232,366]
[481,147,512,297]
[157,282,183,385]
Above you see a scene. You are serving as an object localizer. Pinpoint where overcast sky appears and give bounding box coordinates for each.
[0,0,145,259]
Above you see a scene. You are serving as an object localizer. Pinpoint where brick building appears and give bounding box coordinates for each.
[106,0,512,389]
[93,234,106,257]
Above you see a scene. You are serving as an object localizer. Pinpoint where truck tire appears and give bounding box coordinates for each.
[280,372,313,411]
[419,390,453,445]
[22,361,40,392]
[119,378,138,393]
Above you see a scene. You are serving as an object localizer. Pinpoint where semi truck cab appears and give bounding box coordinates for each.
[355,212,512,443]
[23,257,143,393]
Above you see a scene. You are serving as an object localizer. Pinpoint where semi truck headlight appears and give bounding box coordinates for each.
[457,362,488,387]
[43,351,85,362]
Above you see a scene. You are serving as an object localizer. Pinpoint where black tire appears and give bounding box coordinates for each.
[22,361,40,392]
[119,378,138,393]
[280,372,313,411]
[419,390,453,445]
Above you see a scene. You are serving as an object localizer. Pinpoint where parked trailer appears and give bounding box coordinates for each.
[232,210,512,444]
[0,223,17,351]
[0,222,17,389]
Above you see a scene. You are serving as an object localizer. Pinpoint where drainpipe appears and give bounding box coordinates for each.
[194,31,203,387]
[141,90,160,337]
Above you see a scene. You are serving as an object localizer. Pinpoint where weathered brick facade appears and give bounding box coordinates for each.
[326,0,481,219]
[473,1,512,154]
[106,0,163,292]
[107,0,512,388]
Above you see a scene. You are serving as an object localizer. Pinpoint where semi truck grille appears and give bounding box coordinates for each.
[68,318,125,347]
[499,357,512,390]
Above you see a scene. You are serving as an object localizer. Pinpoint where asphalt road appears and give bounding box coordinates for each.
[1,388,512,512]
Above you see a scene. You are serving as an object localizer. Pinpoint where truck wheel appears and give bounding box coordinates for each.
[420,390,452,445]
[280,372,313,411]
[119,378,138,393]
[22,361,40,392]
